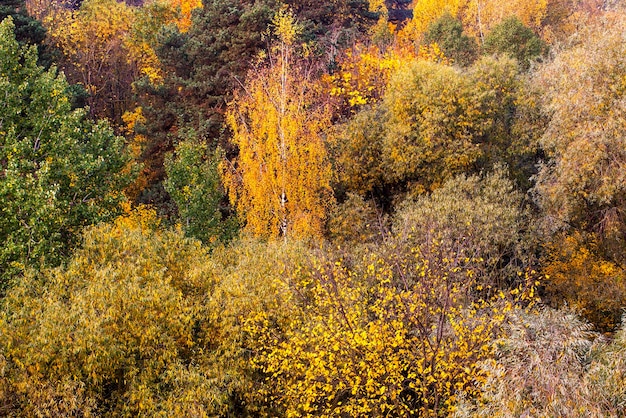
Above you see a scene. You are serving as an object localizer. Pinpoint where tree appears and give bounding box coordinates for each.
[454,307,599,417]
[0,17,131,287]
[164,139,237,245]
[42,0,139,122]
[467,55,544,188]
[424,12,478,67]
[333,55,538,210]
[459,0,549,41]
[222,10,333,240]
[393,167,527,288]
[0,0,56,67]
[0,209,236,416]
[283,0,371,44]
[533,11,626,331]
[131,0,277,209]
[483,17,546,70]
[247,232,525,416]
[400,0,465,43]
[533,11,626,249]
[398,0,549,48]
[381,59,483,194]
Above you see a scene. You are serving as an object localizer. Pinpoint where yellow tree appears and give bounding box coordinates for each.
[223,9,333,240]
[398,0,548,45]
[401,0,465,41]
[461,0,548,40]
[42,0,137,122]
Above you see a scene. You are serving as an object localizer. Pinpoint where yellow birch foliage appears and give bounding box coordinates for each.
[245,245,523,416]
[32,0,201,117]
[222,10,333,240]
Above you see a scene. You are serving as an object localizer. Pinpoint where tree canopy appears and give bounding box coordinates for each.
[0,17,131,286]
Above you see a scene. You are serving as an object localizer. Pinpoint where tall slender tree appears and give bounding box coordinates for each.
[223,10,333,240]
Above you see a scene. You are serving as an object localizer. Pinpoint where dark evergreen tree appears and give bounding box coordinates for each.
[0,0,56,67]
[133,0,277,211]
[483,17,546,70]
[423,12,478,67]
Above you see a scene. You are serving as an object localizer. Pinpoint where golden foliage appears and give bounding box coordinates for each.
[323,45,402,110]
[0,208,241,415]
[382,59,483,192]
[322,42,449,115]
[222,10,333,240]
[398,0,548,44]
[542,232,626,331]
[40,0,137,120]
[244,244,525,416]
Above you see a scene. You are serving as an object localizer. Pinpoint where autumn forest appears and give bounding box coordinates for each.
[1,0,626,415]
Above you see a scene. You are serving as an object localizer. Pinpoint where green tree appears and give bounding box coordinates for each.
[0,17,131,287]
[0,0,55,67]
[482,17,546,70]
[424,12,478,67]
[164,139,237,245]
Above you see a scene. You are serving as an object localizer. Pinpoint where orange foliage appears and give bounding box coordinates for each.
[542,232,626,331]
[322,42,449,116]
[222,10,333,240]
[398,0,548,44]
[163,0,203,32]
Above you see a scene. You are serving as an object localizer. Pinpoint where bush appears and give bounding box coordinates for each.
[0,209,234,416]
